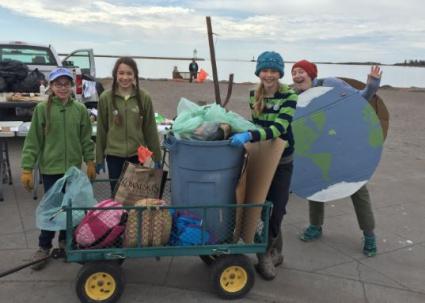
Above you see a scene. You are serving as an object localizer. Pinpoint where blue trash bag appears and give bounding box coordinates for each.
[36,166,96,231]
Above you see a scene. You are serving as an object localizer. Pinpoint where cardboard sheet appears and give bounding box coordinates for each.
[233,138,285,243]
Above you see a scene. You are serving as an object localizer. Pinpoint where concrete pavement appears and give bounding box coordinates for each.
[0,130,424,303]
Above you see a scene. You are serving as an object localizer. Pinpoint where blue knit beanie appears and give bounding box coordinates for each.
[255,51,284,78]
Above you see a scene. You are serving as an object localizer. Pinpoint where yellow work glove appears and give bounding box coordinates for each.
[86,161,96,181]
[20,170,34,191]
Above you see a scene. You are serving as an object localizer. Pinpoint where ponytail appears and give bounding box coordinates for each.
[110,79,122,126]
[253,83,266,115]
[253,82,282,115]
[44,94,54,134]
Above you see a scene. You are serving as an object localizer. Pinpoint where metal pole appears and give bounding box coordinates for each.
[206,16,221,105]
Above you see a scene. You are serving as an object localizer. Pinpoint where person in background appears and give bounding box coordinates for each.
[188,59,199,83]
[291,59,382,257]
[172,66,183,80]
[95,57,161,192]
[20,67,95,270]
[231,51,298,280]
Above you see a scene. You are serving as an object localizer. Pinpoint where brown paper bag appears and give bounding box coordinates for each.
[233,138,285,243]
[114,162,167,205]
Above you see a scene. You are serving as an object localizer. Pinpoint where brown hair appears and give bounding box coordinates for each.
[44,94,54,134]
[111,57,143,126]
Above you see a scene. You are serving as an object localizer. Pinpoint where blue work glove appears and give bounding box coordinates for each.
[230,132,252,147]
[154,161,162,169]
[95,162,106,174]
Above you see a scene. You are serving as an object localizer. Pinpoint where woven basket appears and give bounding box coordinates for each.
[124,198,172,247]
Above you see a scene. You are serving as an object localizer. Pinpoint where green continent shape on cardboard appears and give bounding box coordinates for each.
[307,153,332,181]
[311,111,326,131]
[293,112,332,181]
[362,104,384,148]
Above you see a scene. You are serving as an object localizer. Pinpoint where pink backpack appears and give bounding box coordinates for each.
[75,199,126,249]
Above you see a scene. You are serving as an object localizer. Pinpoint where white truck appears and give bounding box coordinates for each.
[0,41,101,120]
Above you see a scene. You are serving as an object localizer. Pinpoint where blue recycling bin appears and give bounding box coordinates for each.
[164,136,245,243]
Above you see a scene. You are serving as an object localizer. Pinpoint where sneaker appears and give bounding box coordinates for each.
[363,234,377,257]
[299,225,322,242]
[31,248,50,270]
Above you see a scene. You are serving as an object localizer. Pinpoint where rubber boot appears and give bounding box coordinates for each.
[256,236,278,280]
[271,230,284,267]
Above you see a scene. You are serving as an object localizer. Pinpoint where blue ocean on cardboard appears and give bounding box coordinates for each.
[291,86,384,202]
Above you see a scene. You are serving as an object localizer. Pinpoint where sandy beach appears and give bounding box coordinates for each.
[100,78,425,160]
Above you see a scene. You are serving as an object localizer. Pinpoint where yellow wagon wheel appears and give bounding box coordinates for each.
[211,254,255,299]
[76,262,124,303]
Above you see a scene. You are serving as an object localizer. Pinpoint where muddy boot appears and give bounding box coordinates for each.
[256,236,278,280]
[271,231,284,267]
[256,251,276,280]
[31,248,50,271]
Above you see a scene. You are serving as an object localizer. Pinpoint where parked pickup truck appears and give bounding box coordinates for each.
[0,41,102,120]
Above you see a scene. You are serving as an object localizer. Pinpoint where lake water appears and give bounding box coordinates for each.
[94,58,425,88]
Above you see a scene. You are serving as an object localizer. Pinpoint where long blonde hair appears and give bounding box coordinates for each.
[253,83,266,115]
[253,82,281,115]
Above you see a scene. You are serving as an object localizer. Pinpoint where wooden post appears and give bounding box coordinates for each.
[222,74,234,108]
[206,16,221,105]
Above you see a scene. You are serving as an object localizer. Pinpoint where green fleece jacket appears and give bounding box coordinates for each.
[96,89,161,163]
[21,97,94,174]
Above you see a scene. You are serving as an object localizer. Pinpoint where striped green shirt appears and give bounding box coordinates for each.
[248,84,298,157]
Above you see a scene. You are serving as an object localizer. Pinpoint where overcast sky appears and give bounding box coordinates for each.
[0,0,424,64]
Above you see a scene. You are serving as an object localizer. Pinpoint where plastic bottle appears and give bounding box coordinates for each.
[39,83,46,96]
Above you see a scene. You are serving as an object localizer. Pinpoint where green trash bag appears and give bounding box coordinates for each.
[36,166,96,231]
[173,98,257,140]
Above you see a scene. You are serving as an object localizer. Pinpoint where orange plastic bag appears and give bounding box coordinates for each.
[196,69,208,83]
[137,146,153,164]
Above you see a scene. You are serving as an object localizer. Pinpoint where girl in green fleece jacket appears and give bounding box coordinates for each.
[95,57,161,192]
[20,67,95,270]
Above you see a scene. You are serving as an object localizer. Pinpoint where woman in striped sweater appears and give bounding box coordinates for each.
[231,51,298,280]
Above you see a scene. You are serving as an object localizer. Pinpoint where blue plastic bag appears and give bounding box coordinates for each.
[36,166,96,231]
[170,210,212,246]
